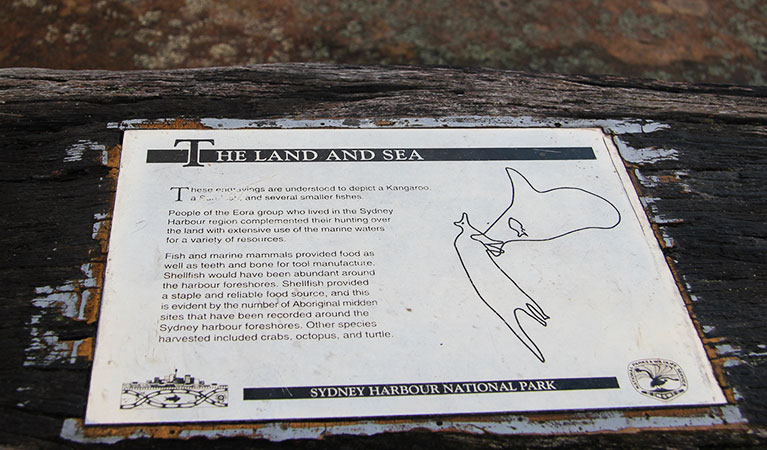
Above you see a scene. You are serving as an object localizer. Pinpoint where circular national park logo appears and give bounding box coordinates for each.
[628,359,688,401]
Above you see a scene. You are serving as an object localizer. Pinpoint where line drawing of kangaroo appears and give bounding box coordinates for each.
[453,167,621,363]
[454,212,550,362]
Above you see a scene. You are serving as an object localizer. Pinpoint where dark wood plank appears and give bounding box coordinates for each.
[0,64,765,447]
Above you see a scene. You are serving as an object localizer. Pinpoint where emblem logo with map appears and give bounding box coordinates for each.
[628,359,688,401]
[120,370,228,409]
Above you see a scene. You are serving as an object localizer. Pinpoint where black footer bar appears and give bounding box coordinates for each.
[244,377,619,400]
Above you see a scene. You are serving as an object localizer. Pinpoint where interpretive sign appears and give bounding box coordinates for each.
[86,128,725,424]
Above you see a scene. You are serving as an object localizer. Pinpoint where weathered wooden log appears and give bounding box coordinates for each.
[0,64,765,447]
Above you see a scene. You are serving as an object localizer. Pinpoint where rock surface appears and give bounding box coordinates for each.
[1,0,765,85]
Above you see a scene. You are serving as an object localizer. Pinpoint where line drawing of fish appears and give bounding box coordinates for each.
[453,167,621,362]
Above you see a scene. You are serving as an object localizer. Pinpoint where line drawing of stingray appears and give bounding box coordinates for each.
[453,167,621,363]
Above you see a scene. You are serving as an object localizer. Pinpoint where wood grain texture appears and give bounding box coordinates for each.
[0,64,765,448]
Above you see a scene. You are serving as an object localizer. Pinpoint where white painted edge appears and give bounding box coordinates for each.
[60,405,746,444]
[106,116,669,136]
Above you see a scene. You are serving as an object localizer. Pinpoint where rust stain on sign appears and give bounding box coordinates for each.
[83,263,104,326]
[92,217,112,262]
[104,143,121,168]
[75,337,95,360]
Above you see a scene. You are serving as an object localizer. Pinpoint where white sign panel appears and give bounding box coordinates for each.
[86,128,725,424]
